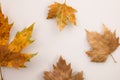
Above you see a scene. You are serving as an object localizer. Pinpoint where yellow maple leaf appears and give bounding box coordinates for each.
[47,1,77,31]
[0,6,36,68]
[86,24,119,62]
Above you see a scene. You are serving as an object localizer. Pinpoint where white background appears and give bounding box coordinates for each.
[0,0,120,80]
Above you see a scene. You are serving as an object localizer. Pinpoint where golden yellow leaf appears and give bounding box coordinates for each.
[86,24,119,62]
[47,1,77,31]
[44,57,84,80]
[0,6,36,68]
[0,6,13,45]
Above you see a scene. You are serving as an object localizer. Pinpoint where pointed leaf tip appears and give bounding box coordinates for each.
[59,56,64,61]
[27,53,37,61]
[27,23,35,31]
[30,53,37,58]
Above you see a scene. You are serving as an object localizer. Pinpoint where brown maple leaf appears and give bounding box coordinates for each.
[47,1,77,31]
[0,6,36,68]
[86,24,119,62]
[44,56,84,80]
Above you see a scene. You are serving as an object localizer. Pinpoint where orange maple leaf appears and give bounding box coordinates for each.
[86,24,119,62]
[0,6,36,68]
[47,1,77,31]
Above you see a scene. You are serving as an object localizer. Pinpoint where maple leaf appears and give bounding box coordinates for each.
[47,1,77,31]
[0,6,36,68]
[44,56,84,80]
[86,24,119,62]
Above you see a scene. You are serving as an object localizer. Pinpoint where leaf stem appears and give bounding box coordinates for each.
[110,55,117,63]
[0,67,3,80]
[64,0,66,3]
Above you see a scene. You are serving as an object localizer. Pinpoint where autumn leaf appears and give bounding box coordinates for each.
[0,6,36,68]
[86,24,119,62]
[47,1,77,31]
[44,56,84,80]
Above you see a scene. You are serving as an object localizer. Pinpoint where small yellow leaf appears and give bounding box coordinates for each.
[47,2,77,31]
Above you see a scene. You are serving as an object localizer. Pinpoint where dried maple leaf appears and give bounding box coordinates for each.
[0,6,36,68]
[44,56,84,80]
[47,1,77,31]
[86,24,119,62]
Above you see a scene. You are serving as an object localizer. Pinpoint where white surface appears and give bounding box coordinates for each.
[0,0,120,80]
